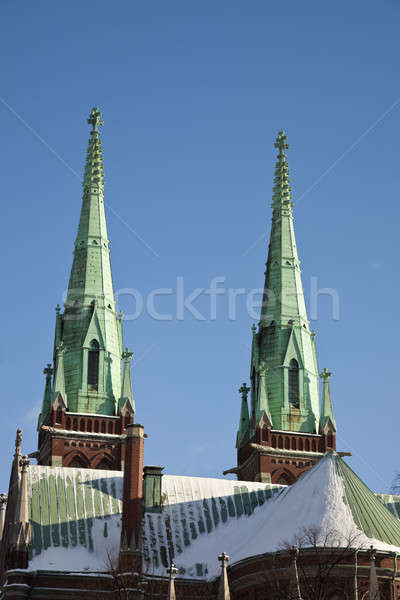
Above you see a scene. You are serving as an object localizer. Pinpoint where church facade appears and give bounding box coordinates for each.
[1,109,400,599]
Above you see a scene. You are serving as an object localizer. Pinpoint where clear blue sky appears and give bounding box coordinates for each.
[1,0,399,494]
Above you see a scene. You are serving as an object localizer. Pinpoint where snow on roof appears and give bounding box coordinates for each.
[28,465,123,571]
[25,454,400,578]
[143,452,400,580]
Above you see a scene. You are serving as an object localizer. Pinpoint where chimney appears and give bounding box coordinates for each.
[120,423,145,572]
[143,466,164,513]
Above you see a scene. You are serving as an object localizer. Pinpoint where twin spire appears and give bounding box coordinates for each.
[38,108,134,422]
[239,131,336,439]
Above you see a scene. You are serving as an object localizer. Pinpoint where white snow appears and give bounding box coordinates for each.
[151,454,400,579]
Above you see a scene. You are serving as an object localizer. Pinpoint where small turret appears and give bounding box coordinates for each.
[368,547,380,600]
[7,456,31,569]
[38,363,53,427]
[237,383,250,447]
[319,369,336,432]
[119,347,135,415]
[288,546,302,600]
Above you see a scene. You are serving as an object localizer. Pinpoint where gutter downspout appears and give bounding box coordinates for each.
[392,553,398,600]
[354,549,359,600]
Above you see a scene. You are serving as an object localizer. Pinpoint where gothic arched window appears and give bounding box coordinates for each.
[88,339,100,388]
[289,359,299,408]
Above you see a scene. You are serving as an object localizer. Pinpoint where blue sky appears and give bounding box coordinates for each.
[1,0,399,494]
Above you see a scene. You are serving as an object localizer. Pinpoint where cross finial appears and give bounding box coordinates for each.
[43,363,53,379]
[122,347,133,361]
[369,545,376,562]
[239,383,250,398]
[320,368,332,381]
[88,107,103,134]
[274,130,289,155]
[218,551,230,567]
[167,562,178,577]
[0,493,7,507]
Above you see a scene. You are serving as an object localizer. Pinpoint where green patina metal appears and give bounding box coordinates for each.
[335,453,400,547]
[319,368,336,431]
[237,383,250,445]
[38,108,134,420]
[244,131,332,437]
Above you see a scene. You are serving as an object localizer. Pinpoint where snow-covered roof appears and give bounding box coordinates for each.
[28,465,123,571]
[143,452,400,579]
[25,454,400,579]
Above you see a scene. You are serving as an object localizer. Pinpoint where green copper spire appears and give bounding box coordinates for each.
[319,368,336,432]
[250,132,320,433]
[237,383,250,446]
[39,108,133,421]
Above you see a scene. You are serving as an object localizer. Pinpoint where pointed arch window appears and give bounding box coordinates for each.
[88,339,100,389]
[289,359,299,408]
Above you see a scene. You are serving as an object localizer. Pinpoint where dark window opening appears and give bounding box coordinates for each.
[289,359,299,408]
[88,340,100,388]
[56,407,63,424]
[80,419,85,432]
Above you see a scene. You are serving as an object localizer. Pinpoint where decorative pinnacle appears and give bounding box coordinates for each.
[167,562,178,577]
[87,107,103,134]
[274,130,289,155]
[0,493,7,506]
[20,455,30,471]
[122,347,133,361]
[239,383,250,398]
[15,429,22,456]
[218,552,230,567]
[369,545,376,562]
[320,368,332,381]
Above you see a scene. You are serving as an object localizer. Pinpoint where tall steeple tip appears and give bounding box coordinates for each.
[272,130,292,207]
[83,107,104,193]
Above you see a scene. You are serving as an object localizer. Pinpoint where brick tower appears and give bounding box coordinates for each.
[36,108,134,470]
[233,132,337,485]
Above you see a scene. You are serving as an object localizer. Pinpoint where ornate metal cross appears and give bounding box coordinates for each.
[43,363,53,379]
[239,383,250,398]
[320,368,332,381]
[88,107,104,133]
[274,130,289,154]
[122,347,133,361]
[218,552,230,567]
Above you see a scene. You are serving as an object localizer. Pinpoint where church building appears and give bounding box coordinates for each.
[1,109,400,599]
